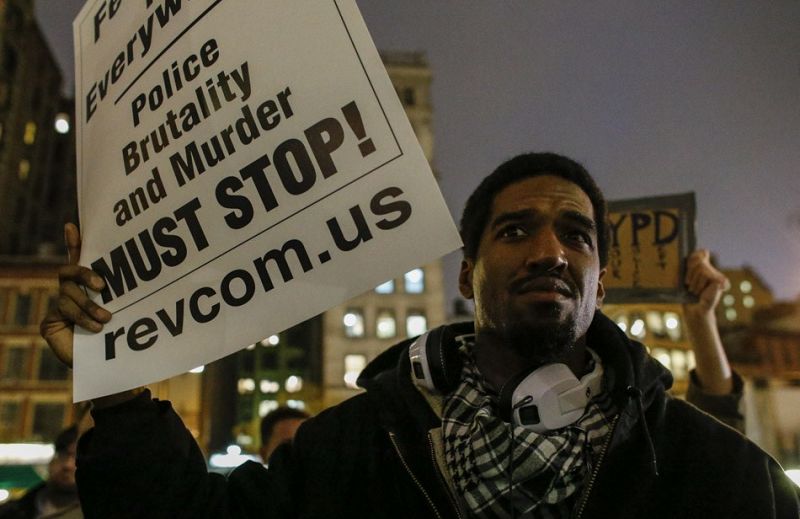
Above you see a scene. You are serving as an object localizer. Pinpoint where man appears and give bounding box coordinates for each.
[42,152,797,517]
[0,427,82,519]
[259,407,309,463]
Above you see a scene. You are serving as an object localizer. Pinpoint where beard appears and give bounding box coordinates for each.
[494,303,580,365]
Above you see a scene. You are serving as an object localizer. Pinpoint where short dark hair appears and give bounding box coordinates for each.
[459,152,609,267]
[54,425,78,454]
[260,407,309,446]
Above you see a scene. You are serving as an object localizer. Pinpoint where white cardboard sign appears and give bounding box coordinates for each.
[72,0,461,401]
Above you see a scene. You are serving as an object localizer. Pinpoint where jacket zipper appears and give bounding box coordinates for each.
[427,433,464,519]
[389,431,444,519]
[573,413,621,519]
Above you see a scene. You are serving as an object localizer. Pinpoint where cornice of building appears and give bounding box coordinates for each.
[380,50,428,68]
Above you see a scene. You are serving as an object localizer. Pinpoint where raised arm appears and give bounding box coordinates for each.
[682,249,732,395]
[682,249,745,432]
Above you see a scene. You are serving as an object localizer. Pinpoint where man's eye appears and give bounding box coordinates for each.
[565,230,592,246]
[498,225,527,238]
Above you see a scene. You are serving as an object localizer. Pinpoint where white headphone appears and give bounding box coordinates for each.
[409,324,604,433]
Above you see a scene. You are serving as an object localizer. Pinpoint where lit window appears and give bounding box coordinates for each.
[630,318,646,338]
[615,315,628,333]
[23,121,36,144]
[404,269,425,293]
[18,160,30,181]
[665,314,679,330]
[344,354,366,389]
[343,309,365,337]
[287,400,305,410]
[740,280,752,293]
[376,309,397,339]
[258,400,279,417]
[54,113,70,134]
[646,312,664,336]
[725,308,737,321]
[406,312,427,337]
[375,280,394,294]
[652,348,672,370]
[260,335,279,347]
[260,379,279,393]
[285,375,303,393]
[664,312,681,341]
[723,295,735,306]
[743,296,755,308]
[671,350,688,379]
[687,350,696,371]
[238,378,256,394]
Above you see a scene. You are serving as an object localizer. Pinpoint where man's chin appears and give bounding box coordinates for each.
[500,320,577,365]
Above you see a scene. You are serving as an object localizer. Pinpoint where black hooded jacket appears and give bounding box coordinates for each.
[76,312,799,518]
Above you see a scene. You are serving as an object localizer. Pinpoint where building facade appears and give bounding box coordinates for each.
[0,0,76,256]
[320,51,446,408]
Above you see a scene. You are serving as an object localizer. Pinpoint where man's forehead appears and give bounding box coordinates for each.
[489,175,594,220]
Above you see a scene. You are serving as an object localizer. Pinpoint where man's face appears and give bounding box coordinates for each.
[48,443,77,491]
[459,175,605,362]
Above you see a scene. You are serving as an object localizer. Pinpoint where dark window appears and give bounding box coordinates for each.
[3,346,28,380]
[240,349,255,374]
[259,348,278,370]
[0,289,7,319]
[286,348,308,371]
[38,348,69,381]
[14,293,32,325]
[402,87,416,106]
[0,401,20,441]
[31,403,65,442]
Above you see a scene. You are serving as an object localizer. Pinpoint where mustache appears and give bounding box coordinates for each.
[509,271,575,297]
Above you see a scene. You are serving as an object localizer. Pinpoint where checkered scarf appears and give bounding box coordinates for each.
[442,341,616,518]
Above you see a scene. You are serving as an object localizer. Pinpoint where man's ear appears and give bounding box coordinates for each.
[595,268,607,307]
[458,259,475,300]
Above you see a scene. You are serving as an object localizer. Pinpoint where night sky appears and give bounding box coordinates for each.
[35,1,800,307]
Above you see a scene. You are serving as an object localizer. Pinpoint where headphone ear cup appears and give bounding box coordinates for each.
[497,370,530,423]
[425,325,463,392]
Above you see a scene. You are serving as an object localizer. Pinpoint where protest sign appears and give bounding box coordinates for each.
[72,0,461,401]
[603,193,696,304]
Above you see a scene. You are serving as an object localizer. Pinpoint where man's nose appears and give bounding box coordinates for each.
[524,228,567,273]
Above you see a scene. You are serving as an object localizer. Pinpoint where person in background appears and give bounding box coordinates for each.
[259,407,310,464]
[0,426,82,519]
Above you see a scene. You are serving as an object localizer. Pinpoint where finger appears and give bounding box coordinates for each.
[58,290,105,333]
[61,281,112,324]
[64,223,82,266]
[58,264,105,292]
[694,249,710,263]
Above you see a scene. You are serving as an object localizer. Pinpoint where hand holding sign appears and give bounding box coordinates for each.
[683,248,730,317]
[682,248,734,395]
[40,223,112,367]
